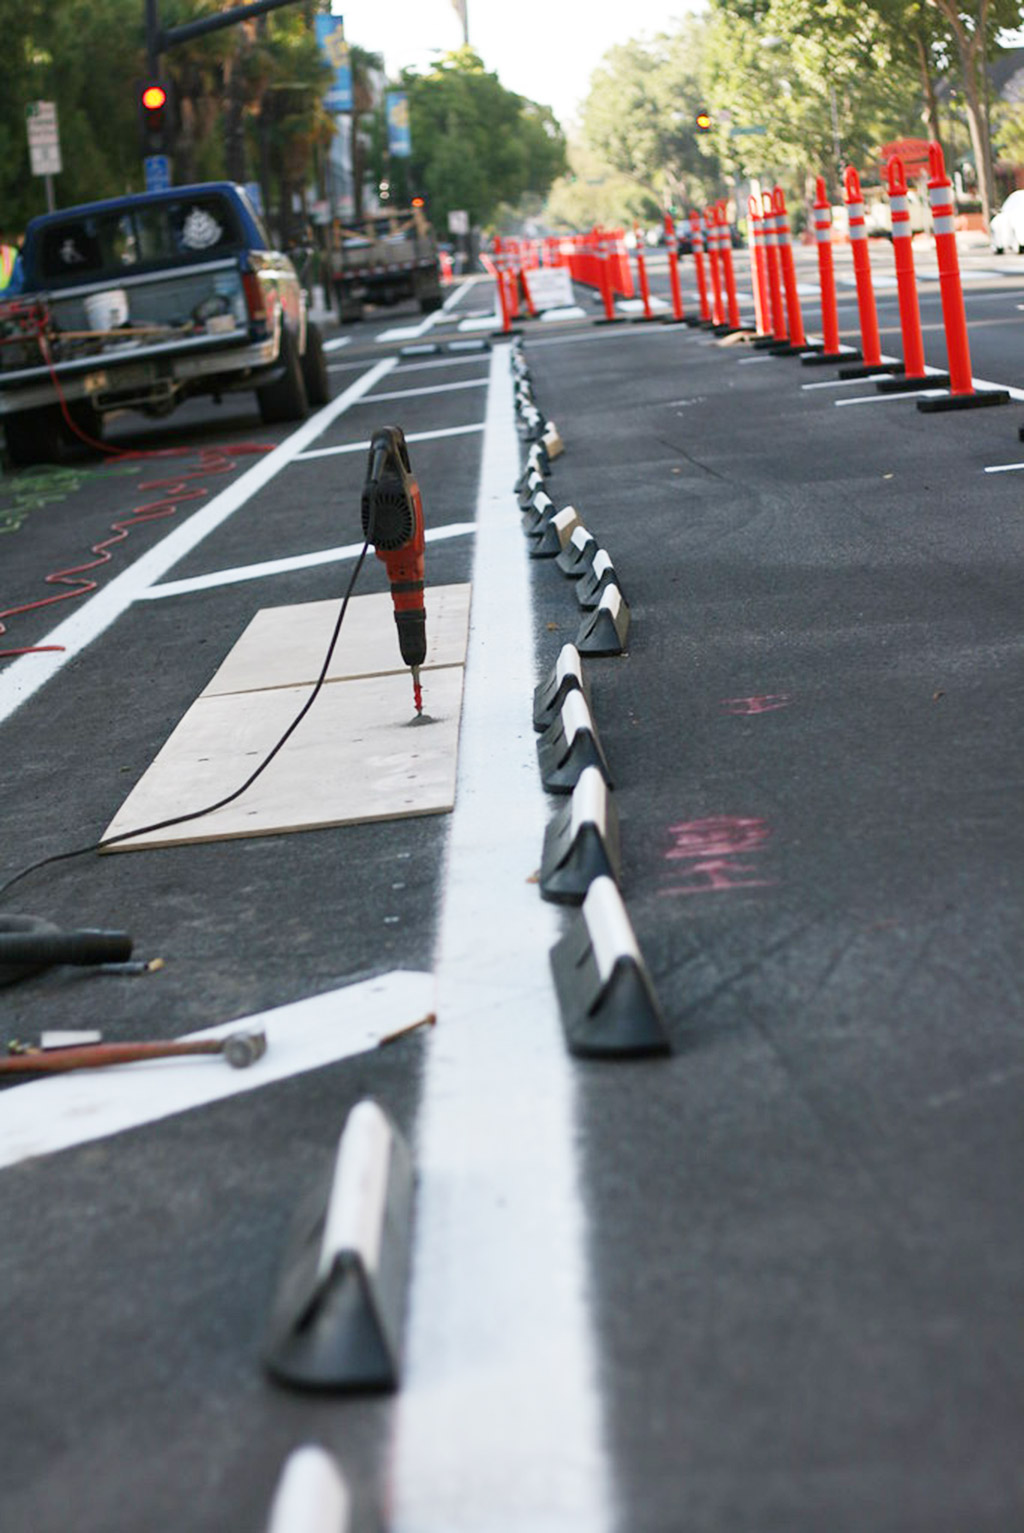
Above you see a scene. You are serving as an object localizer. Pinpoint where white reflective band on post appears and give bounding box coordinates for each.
[933,214,956,235]
[814,211,830,227]
[889,195,908,214]
[849,225,867,240]
[929,184,951,207]
[815,226,831,243]
[846,200,864,220]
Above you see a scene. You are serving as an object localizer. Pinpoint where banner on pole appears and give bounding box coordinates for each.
[387,93,411,158]
[315,17,352,114]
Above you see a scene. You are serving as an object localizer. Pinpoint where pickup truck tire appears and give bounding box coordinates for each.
[257,329,309,425]
[3,405,68,467]
[301,322,329,408]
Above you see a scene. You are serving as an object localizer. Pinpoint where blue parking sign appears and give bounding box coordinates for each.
[144,155,171,192]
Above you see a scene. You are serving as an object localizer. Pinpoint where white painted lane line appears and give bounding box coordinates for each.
[359,377,487,404]
[322,336,352,353]
[0,970,434,1173]
[971,374,1024,402]
[0,358,397,730]
[375,277,482,343]
[394,354,492,373]
[296,421,485,462]
[984,461,1024,473]
[389,348,611,1531]
[140,522,476,599]
[738,355,774,364]
[836,388,947,406]
[802,375,895,390]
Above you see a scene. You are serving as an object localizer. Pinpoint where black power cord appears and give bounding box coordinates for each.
[0,536,373,909]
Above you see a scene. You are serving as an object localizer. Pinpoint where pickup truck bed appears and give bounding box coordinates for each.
[0,183,328,466]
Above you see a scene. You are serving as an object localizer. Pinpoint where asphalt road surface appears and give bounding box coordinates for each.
[0,237,1022,1532]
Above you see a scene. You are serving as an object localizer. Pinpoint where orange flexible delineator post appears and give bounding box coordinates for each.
[838,165,904,378]
[761,191,786,342]
[917,141,1009,413]
[800,176,852,365]
[771,186,806,352]
[633,222,656,321]
[716,201,743,330]
[595,230,623,324]
[748,195,770,339]
[705,208,725,327]
[492,238,513,335]
[663,212,686,323]
[876,155,949,394]
[689,210,711,325]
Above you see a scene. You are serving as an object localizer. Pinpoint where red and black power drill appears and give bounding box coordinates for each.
[360,425,427,714]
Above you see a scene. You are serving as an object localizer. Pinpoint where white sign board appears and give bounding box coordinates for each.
[26,100,62,178]
[521,265,575,311]
[448,209,470,235]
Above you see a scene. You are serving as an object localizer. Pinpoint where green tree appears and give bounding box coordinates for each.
[398,48,567,230]
[705,0,929,199]
[580,19,724,211]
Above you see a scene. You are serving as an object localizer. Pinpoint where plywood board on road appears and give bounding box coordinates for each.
[201,583,471,696]
[102,667,464,850]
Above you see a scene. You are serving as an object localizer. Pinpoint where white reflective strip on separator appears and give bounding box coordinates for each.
[889,195,909,214]
[569,766,607,839]
[561,687,594,746]
[598,584,623,620]
[266,1447,350,1533]
[318,1101,392,1282]
[591,548,613,579]
[583,877,641,983]
[554,642,583,688]
[569,527,593,555]
[933,215,956,235]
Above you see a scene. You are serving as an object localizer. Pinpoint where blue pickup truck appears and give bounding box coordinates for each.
[0,182,328,466]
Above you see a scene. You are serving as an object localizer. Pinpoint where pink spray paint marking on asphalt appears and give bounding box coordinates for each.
[721,694,792,715]
[660,816,776,897]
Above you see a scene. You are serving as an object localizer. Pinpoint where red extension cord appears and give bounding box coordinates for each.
[0,299,273,659]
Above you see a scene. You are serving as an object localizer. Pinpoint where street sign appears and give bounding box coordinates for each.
[26,100,62,177]
[144,154,171,192]
[448,210,469,236]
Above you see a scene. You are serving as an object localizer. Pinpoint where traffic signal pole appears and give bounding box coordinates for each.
[146,0,304,71]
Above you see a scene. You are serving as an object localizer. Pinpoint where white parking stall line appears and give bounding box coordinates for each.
[388,345,612,1533]
[360,377,488,404]
[835,388,947,406]
[802,374,896,390]
[0,358,396,729]
[296,421,485,462]
[0,971,435,1173]
[139,522,476,600]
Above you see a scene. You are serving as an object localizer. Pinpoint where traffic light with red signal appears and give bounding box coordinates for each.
[137,78,173,156]
[695,109,713,134]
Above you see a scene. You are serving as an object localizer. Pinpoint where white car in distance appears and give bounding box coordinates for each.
[990,189,1024,253]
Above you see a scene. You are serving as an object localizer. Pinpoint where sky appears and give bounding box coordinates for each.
[333,0,698,128]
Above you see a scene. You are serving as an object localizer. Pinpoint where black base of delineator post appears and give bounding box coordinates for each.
[839,360,904,380]
[800,348,861,367]
[918,389,1011,414]
[876,373,950,394]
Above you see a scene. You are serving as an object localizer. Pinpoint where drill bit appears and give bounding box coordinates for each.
[412,665,423,715]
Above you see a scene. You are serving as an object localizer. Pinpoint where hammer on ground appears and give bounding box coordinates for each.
[0,1030,267,1075]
